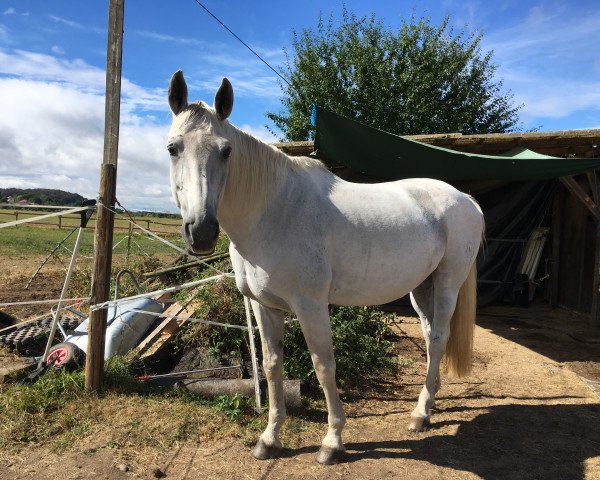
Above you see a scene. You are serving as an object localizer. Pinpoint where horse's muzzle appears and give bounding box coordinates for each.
[182,216,220,255]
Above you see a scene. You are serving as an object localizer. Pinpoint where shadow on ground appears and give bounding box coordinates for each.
[294,403,600,479]
[475,304,600,384]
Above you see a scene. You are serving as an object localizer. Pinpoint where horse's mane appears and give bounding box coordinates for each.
[224,124,325,209]
[177,101,326,209]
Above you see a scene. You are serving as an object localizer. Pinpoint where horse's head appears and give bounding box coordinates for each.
[166,70,234,255]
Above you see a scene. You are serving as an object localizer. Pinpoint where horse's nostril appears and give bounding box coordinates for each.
[184,221,194,239]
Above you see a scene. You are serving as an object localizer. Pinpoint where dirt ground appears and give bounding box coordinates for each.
[0,257,67,320]
[1,261,600,479]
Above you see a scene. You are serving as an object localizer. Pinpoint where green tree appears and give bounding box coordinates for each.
[268,9,521,140]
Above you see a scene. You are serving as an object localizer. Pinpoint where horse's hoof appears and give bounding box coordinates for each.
[408,416,430,432]
[251,439,282,460]
[316,446,346,465]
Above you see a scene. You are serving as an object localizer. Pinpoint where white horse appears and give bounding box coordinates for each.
[166,71,484,464]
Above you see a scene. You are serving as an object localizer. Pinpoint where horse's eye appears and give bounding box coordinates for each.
[222,145,232,160]
[167,144,177,156]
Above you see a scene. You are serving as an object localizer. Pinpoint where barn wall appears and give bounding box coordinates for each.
[554,181,596,313]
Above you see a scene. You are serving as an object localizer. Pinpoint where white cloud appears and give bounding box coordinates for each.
[512,79,600,120]
[191,74,281,99]
[594,58,600,77]
[0,49,105,90]
[49,15,83,29]
[238,124,279,144]
[0,49,167,117]
[137,29,284,100]
[0,45,174,210]
[0,24,9,42]
[0,47,282,211]
[136,30,205,47]
[3,8,15,15]
[481,3,600,128]
[0,74,173,210]
[51,45,65,55]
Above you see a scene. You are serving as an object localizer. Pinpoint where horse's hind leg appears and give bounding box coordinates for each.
[409,275,441,402]
[409,271,460,431]
[249,300,286,460]
[294,300,346,464]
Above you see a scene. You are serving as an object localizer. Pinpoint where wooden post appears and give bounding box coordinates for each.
[85,0,124,392]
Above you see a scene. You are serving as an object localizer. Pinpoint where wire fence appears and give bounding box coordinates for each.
[0,208,181,235]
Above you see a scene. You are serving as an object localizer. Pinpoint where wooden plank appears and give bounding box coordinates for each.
[275,130,600,159]
[559,176,600,221]
[587,171,600,205]
[0,357,36,384]
[85,0,124,393]
[128,300,198,361]
[128,302,186,358]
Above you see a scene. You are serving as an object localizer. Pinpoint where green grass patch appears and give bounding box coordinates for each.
[0,224,184,257]
[0,357,258,451]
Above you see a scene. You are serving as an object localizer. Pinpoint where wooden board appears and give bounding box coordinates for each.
[0,356,36,383]
[127,299,198,361]
[274,130,600,159]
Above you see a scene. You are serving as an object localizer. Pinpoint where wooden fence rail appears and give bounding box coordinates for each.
[0,210,181,235]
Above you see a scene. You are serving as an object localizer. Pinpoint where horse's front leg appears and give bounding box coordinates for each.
[295,300,346,464]
[249,300,286,460]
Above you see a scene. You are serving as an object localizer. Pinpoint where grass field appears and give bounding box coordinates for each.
[0,223,185,258]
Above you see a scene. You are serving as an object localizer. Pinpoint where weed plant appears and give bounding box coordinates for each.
[176,268,396,389]
[283,306,395,388]
[177,275,247,359]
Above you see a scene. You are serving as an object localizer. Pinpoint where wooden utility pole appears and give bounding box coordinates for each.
[85,0,124,392]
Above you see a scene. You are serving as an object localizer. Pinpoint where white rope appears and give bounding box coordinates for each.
[123,308,298,332]
[127,307,254,331]
[97,202,226,276]
[0,297,90,308]
[89,273,233,311]
[0,204,86,210]
[0,206,90,229]
[111,235,128,250]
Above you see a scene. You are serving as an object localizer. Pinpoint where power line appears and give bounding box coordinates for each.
[192,0,292,89]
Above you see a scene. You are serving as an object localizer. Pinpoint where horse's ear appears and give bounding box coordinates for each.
[214,78,233,121]
[168,70,188,115]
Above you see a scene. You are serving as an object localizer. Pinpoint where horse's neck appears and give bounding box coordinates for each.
[217,127,289,245]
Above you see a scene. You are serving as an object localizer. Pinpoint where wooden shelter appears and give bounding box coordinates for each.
[275,129,600,327]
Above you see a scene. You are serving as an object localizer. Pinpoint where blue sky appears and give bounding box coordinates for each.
[1,0,599,210]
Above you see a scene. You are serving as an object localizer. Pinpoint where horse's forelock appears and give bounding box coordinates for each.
[169,101,213,137]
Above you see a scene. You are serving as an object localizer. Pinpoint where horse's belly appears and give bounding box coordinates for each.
[328,238,443,306]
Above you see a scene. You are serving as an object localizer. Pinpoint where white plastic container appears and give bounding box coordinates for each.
[65,298,163,360]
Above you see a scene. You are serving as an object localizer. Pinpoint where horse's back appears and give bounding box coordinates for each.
[325,177,482,306]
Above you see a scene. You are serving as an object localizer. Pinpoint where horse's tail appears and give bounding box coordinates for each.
[444,261,477,377]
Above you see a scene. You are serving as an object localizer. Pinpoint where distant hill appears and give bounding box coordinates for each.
[0,188,91,206]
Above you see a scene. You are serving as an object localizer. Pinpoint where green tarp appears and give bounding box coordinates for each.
[313,107,600,181]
